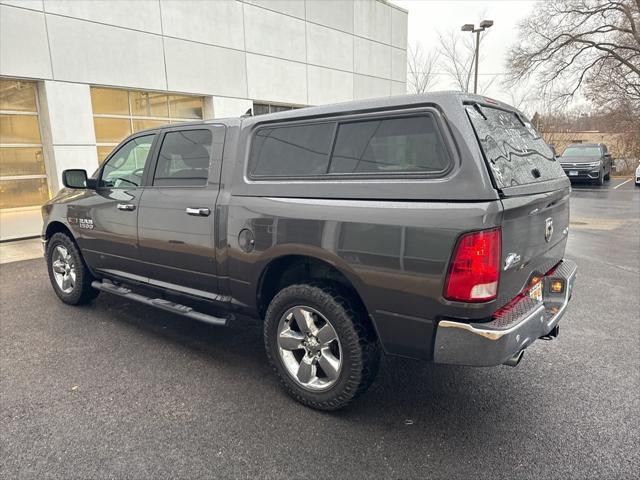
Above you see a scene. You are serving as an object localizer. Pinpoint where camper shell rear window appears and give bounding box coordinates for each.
[465,104,566,189]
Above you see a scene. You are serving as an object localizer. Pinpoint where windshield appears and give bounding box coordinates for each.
[561,146,601,157]
[465,104,566,189]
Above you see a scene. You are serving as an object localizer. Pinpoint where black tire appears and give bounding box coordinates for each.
[595,169,605,186]
[604,170,610,181]
[264,282,380,411]
[46,232,99,305]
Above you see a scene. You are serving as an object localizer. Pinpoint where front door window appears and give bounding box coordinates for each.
[99,134,155,188]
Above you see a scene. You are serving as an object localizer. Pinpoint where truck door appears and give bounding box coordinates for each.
[75,133,157,278]
[137,124,226,296]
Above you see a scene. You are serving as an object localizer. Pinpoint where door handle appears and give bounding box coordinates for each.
[186,207,211,217]
[117,203,136,211]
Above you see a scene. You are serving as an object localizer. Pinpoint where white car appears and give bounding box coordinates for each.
[636,165,640,186]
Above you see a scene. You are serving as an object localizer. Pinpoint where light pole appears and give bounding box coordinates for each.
[461,20,493,94]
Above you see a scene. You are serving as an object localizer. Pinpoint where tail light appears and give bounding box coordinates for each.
[444,228,501,302]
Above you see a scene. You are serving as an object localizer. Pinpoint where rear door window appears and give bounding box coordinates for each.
[328,115,450,174]
[466,104,565,188]
[153,129,212,187]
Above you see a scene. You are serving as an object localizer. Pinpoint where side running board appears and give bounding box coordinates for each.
[91,281,229,327]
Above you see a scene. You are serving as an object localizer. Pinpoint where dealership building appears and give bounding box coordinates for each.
[0,0,408,240]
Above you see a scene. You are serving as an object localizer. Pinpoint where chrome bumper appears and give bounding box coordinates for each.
[433,259,577,366]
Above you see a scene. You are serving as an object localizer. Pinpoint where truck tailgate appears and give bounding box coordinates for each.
[497,186,571,308]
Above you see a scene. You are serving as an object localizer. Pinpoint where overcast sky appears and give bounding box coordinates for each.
[394,0,538,109]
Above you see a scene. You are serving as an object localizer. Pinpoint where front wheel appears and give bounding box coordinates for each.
[595,169,605,186]
[46,232,99,305]
[264,282,380,411]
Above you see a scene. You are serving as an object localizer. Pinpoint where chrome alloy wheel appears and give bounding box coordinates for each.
[277,306,342,391]
[51,245,76,294]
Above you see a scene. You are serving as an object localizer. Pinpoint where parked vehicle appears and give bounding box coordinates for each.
[559,143,613,185]
[42,93,577,410]
[636,164,640,186]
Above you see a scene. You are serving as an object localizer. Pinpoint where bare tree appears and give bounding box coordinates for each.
[437,29,496,94]
[407,43,439,94]
[506,0,640,108]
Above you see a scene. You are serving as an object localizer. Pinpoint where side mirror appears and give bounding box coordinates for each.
[62,169,95,189]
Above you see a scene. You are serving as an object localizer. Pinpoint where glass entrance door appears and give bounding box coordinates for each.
[0,79,49,241]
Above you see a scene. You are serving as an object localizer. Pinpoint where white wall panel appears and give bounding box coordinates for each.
[354,74,390,100]
[391,47,406,82]
[0,5,52,79]
[244,0,304,19]
[0,0,43,10]
[354,37,390,79]
[50,145,98,189]
[306,23,353,72]
[47,15,166,89]
[391,80,406,96]
[210,96,253,119]
[243,4,306,63]
[307,65,353,105]
[160,0,244,50]
[165,38,247,97]
[354,0,391,45]
[44,0,162,34]
[305,0,353,33]
[246,54,307,105]
[391,7,408,49]
[41,81,95,145]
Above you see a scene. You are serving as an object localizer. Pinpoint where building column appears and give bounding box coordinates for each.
[205,96,253,119]
[38,81,98,193]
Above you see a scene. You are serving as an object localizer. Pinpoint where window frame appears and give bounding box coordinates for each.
[246,107,455,181]
[145,123,227,190]
[97,132,158,190]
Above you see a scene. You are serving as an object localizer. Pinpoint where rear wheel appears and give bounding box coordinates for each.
[264,282,380,411]
[46,232,99,305]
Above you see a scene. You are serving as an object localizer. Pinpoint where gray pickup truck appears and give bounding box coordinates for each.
[42,92,577,410]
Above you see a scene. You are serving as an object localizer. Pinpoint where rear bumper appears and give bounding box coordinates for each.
[433,259,577,366]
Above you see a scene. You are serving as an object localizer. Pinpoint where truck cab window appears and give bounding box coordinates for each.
[153,129,213,187]
[99,134,155,188]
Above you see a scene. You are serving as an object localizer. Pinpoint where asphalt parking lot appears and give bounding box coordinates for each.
[1,178,638,479]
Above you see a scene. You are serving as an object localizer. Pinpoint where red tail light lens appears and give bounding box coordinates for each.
[444,228,501,302]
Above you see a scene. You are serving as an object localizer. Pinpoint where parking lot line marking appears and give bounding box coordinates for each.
[613,178,632,189]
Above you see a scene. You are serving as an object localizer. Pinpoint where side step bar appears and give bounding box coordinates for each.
[91,281,229,327]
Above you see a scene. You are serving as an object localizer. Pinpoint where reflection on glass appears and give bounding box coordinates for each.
[0,79,38,112]
[131,91,169,117]
[93,117,132,144]
[0,147,45,176]
[91,87,130,115]
[97,146,114,163]
[0,114,41,144]
[169,95,203,119]
[133,119,166,133]
[0,177,49,209]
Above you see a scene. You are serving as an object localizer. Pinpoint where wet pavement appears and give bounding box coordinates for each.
[1,179,638,479]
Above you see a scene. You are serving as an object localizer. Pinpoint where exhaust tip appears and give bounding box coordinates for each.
[503,350,524,367]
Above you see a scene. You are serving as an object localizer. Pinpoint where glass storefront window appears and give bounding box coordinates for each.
[0,177,50,209]
[91,87,130,115]
[132,119,166,133]
[0,78,49,217]
[131,91,169,117]
[0,79,38,112]
[0,114,42,144]
[97,146,114,163]
[94,117,132,144]
[91,87,204,163]
[0,147,45,176]
[169,95,203,119]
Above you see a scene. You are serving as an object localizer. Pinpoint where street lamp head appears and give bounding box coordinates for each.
[461,24,475,32]
[479,19,494,29]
